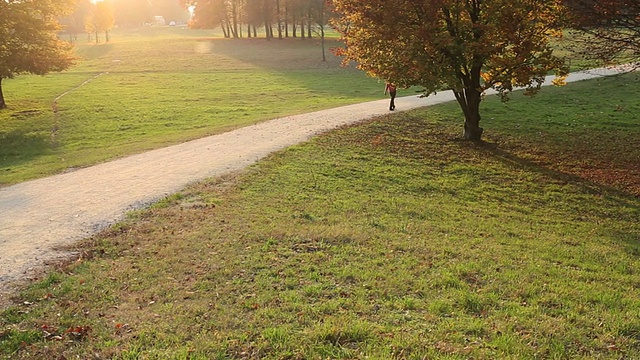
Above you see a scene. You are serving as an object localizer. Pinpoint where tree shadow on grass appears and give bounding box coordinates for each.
[0,128,53,180]
[196,37,382,98]
[449,139,640,250]
[472,139,640,212]
[373,111,639,248]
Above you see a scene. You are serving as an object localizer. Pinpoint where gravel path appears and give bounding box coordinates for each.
[0,67,627,301]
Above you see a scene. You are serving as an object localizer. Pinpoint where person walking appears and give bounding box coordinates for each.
[384,82,397,111]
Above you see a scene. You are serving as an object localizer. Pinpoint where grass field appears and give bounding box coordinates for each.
[1,64,638,359]
[0,26,603,186]
[0,27,396,185]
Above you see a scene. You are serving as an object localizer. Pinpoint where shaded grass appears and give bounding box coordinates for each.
[435,71,640,195]
[1,74,638,359]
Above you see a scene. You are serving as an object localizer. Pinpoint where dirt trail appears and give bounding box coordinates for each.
[0,67,627,302]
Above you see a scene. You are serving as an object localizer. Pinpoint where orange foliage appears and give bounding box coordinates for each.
[331,0,571,139]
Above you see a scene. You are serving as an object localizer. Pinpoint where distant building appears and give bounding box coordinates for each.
[154,16,166,26]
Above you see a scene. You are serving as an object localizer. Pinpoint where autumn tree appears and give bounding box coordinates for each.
[262,0,276,39]
[0,0,76,109]
[310,0,334,60]
[60,0,93,42]
[86,1,115,43]
[245,0,264,37]
[564,0,640,63]
[185,0,231,35]
[332,0,569,140]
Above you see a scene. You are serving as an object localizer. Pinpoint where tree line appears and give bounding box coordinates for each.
[58,0,333,43]
[181,0,333,40]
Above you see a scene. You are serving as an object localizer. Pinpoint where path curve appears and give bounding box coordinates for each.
[0,67,628,300]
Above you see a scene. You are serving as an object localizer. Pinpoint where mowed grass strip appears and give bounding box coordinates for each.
[0,27,391,185]
[1,73,639,359]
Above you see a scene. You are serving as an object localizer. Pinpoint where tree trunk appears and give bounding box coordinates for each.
[221,22,229,38]
[223,11,234,38]
[0,78,6,109]
[451,61,485,141]
[463,117,483,141]
[318,2,326,61]
[231,2,239,38]
[321,26,326,61]
[265,21,271,39]
[276,0,282,39]
[454,88,484,141]
[284,7,289,37]
[292,13,297,37]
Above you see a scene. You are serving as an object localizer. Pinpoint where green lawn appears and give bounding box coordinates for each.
[1,70,638,359]
[0,27,395,185]
[0,26,612,186]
